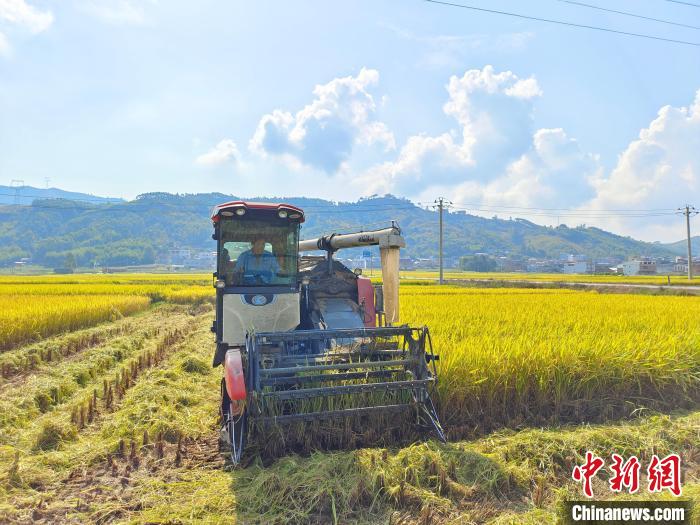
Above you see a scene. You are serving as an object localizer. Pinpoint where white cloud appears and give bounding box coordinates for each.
[355,64,697,241]
[0,0,52,55]
[0,0,53,33]
[196,139,240,167]
[450,128,600,210]
[79,0,151,25]
[584,90,700,241]
[250,68,395,174]
[358,65,549,196]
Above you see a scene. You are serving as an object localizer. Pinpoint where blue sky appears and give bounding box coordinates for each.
[1,0,699,241]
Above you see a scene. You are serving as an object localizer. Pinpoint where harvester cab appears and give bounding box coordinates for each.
[211,201,445,464]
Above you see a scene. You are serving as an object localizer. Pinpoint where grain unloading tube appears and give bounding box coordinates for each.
[299,226,404,325]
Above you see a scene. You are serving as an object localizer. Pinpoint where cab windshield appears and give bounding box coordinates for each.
[218,218,299,287]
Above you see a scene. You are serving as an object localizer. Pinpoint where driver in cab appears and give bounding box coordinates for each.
[233,236,280,284]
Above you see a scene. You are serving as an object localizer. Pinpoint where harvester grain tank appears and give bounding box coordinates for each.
[210,200,444,463]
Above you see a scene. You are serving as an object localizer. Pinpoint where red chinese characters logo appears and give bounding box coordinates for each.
[572,452,682,498]
[572,451,605,498]
[647,454,682,497]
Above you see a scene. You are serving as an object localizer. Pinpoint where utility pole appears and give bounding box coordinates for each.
[677,205,698,280]
[433,197,452,284]
[10,180,24,205]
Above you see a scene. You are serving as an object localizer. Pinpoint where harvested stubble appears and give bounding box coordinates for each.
[0,306,198,450]
[106,411,699,525]
[0,314,140,380]
[0,312,216,522]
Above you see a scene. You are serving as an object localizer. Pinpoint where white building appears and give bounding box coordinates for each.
[621,259,656,276]
[562,261,590,274]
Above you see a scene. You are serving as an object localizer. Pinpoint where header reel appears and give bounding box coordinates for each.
[220,326,444,464]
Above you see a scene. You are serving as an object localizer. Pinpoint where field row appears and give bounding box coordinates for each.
[0,306,201,447]
[0,310,218,523]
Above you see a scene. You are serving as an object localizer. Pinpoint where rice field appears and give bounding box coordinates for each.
[0,295,151,351]
[399,270,700,286]
[0,275,213,351]
[402,287,700,432]
[0,274,697,523]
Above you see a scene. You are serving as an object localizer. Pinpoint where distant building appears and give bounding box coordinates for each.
[167,248,192,265]
[413,258,437,269]
[655,262,676,274]
[593,262,617,275]
[561,254,589,263]
[526,259,561,273]
[561,261,591,274]
[496,257,526,272]
[399,257,416,271]
[160,248,215,269]
[621,258,656,276]
[673,257,700,274]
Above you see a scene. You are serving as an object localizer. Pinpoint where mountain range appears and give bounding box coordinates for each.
[0,186,690,268]
[0,185,122,206]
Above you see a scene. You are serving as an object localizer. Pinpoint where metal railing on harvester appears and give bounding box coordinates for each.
[239,326,445,454]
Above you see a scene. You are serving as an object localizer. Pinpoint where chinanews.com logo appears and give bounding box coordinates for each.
[561,451,694,524]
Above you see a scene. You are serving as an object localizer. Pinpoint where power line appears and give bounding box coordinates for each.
[308,206,419,214]
[443,201,678,218]
[555,0,700,30]
[423,0,700,47]
[431,200,678,214]
[664,0,700,7]
[449,205,676,219]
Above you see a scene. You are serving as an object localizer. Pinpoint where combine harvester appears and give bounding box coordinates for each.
[210,201,445,463]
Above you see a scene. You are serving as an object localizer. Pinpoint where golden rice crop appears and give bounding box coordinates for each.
[401,287,700,434]
[0,294,151,351]
[0,273,215,308]
[0,283,185,296]
[399,270,700,285]
[0,273,209,285]
[0,283,214,303]
[163,287,215,304]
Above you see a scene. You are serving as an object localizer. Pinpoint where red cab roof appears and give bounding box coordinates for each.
[210,201,305,222]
